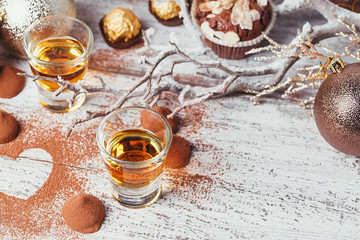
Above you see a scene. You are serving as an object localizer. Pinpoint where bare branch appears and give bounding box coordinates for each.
[20,0,360,136]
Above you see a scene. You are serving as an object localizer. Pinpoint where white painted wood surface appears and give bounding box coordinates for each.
[1,0,360,239]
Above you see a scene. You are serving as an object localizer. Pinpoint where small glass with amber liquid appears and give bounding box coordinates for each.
[23,16,93,112]
[97,107,173,208]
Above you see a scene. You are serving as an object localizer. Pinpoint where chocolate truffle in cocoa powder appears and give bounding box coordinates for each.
[141,106,179,133]
[0,65,25,98]
[62,194,105,234]
[0,110,19,144]
[166,134,191,168]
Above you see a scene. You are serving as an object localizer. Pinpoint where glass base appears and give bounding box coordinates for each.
[112,186,161,209]
[38,89,86,113]
[110,178,162,209]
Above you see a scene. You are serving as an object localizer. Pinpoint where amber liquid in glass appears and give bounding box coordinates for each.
[30,37,87,91]
[105,129,164,188]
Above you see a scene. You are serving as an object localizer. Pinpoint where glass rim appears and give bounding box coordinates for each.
[96,106,173,165]
[23,15,94,67]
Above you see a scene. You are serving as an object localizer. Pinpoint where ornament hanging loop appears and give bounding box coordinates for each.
[327,55,345,74]
[314,55,345,86]
[0,9,5,23]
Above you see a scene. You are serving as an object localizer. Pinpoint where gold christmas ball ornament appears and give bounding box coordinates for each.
[0,0,77,58]
[314,59,360,156]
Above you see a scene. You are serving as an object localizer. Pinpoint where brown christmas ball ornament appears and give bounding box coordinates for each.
[329,0,360,13]
[62,194,105,234]
[165,134,191,168]
[314,59,360,156]
[0,0,77,58]
[141,106,179,133]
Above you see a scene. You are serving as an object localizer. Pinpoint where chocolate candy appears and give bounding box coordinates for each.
[149,1,183,26]
[100,8,142,49]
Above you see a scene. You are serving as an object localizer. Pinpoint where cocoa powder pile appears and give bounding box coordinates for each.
[0,116,100,238]
[0,110,19,144]
[62,194,105,234]
[0,66,25,98]
[0,100,209,238]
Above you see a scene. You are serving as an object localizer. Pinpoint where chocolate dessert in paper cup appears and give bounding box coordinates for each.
[191,0,275,59]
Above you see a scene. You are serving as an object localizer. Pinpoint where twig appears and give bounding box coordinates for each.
[20,0,360,136]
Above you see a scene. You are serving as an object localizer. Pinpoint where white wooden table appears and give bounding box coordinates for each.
[1,0,360,239]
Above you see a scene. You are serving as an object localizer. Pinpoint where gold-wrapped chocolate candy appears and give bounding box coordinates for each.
[149,1,183,26]
[150,1,181,21]
[100,8,142,49]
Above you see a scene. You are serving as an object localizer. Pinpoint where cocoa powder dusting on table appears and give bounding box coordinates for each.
[164,169,214,201]
[0,97,217,237]
[0,116,100,239]
[182,104,209,135]
[90,47,151,74]
[162,103,218,201]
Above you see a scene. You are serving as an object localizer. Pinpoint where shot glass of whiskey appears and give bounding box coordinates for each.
[23,15,93,112]
[96,107,173,208]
